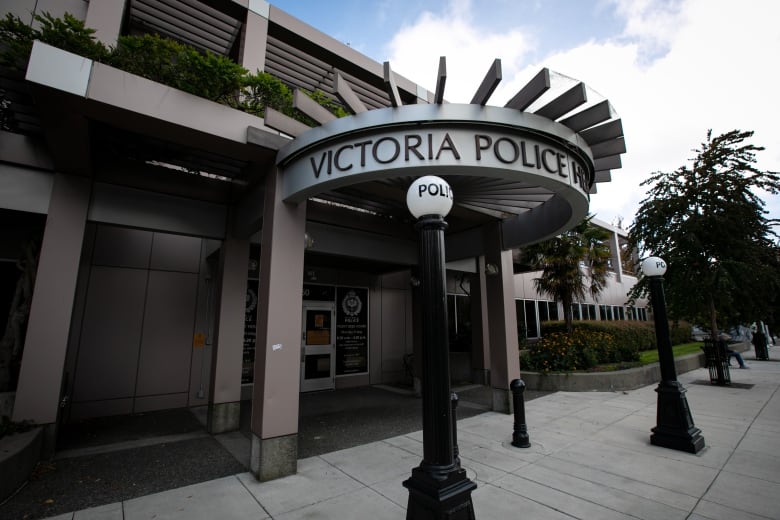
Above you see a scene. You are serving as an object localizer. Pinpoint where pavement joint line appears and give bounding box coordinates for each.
[235,473,271,518]
[54,431,211,459]
[688,381,780,515]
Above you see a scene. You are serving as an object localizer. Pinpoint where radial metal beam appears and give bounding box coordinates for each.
[293,89,337,125]
[505,68,550,111]
[594,154,622,171]
[334,70,368,113]
[470,59,502,106]
[581,119,624,145]
[434,56,447,104]
[590,137,627,159]
[534,82,587,121]
[559,99,612,132]
[383,61,403,108]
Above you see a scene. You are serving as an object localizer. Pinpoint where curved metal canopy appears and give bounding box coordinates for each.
[265,58,626,247]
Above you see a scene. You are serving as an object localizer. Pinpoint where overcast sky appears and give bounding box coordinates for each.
[270,0,780,228]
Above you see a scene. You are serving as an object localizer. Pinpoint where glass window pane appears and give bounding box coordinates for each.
[516,300,527,338]
[538,300,549,322]
[549,302,559,321]
[525,300,538,337]
[447,294,457,338]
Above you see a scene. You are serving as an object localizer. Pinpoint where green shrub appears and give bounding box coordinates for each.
[108,33,246,103]
[542,320,656,351]
[670,322,693,346]
[239,69,295,117]
[0,12,108,70]
[0,13,348,121]
[522,328,626,373]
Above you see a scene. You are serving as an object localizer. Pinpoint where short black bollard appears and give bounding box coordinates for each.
[451,392,460,464]
[510,379,531,448]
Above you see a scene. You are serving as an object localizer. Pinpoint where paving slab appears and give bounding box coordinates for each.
[702,469,780,519]
[122,476,268,520]
[533,454,700,512]
[274,487,404,520]
[73,503,123,520]
[492,472,647,520]
[237,458,363,516]
[318,440,420,486]
[515,463,690,520]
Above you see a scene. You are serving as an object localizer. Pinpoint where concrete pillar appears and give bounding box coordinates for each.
[609,229,623,282]
[483,224,521,413]
[13,173,90,452]
[241,3,269,73]
[249,167,306,481]
[208,233,250,434]
[85,0,126,47]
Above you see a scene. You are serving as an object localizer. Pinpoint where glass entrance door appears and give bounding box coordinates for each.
[300,305,335,392]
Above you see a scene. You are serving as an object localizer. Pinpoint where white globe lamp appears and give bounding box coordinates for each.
[406,176,453,218]
[641,256,667,277]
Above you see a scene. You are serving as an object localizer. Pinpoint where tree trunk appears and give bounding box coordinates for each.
[708,295,719,341]
[562,296,573,334]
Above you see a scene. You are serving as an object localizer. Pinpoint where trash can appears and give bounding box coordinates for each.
[753,332,769,360]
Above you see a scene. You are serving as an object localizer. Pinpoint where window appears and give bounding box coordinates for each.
[547,301,559,321]
[524,300,539,338]
[538,301,549,322]
[517,299,556,339]
[447,294,471,351]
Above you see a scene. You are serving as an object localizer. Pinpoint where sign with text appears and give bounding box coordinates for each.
[242,279,259,384]
[336,287,369,375]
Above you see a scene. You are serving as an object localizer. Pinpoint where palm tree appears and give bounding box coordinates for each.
[522,216,612,333]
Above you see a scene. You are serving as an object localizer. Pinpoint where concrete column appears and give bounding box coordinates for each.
[240,4,269,73]
[13,173,90,452]
[85,0,126,47]
[483,224,521,413]
[249,166,306,481]
[208,234,249,434]
[609,229,623,282]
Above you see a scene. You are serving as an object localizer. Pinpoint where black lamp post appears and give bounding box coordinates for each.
[404,176,476,520]
[641,256,705,454]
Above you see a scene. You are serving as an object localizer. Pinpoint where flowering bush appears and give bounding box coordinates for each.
[522,328,639,373]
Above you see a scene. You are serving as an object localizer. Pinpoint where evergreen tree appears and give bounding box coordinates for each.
[523,216,612,333]
[629,130,780,337]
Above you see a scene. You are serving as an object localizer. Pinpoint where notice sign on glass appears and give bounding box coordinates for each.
[242,279,259,384]
[336,287,368,375]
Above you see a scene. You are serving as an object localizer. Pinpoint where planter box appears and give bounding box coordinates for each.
[0,427,42,501]
[0,392,14,418]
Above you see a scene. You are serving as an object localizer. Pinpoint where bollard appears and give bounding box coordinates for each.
[510,379,531,448]
[451,392,460,464]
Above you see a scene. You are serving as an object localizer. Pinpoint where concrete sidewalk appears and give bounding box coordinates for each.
[43,354,780,520]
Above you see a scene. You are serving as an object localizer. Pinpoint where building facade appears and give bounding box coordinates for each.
[0,0,640,480]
